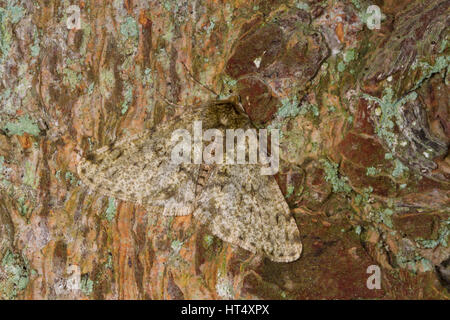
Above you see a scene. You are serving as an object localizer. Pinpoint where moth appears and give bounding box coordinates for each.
[77,100,302,262]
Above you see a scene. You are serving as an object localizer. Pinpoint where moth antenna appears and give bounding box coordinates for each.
[154,90,185,108]
[181,61,218,96]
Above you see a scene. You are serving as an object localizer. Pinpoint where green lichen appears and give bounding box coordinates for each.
[295,1,310,11]
[354,186,373,205]
[63,68,82,90]
[162,23,175,42]
[30,43,40,57]
[17,196,30,217]
[363,87,417,151]
[371,208,394,228]
[105,253,113,270]
[0,4,25,61]
[80,275,93,296]
[0,156,5,180]
[80,24,92,56]
[439,38,448,54]
[366,167,379,176]
[344,49,357,63]
[320,159,352,194]
[104,197,117,222]
[9,5,24,24]
[0,250,30,300]
[219,76,237,99]
[65,171,77,185]
[277,96,300,118]
[392,159,409,178]
[416,218,449,249]
[299,102,320,118]
[171,240,183,255]
[3,115,40,137]
[351,0,362,10]
[143,68,153,86]
[396,249,433,274]
[120,17,139,39]
[205,18,216,35]
[99,69,115,98]
[121,83,133,114]
[87,82,95,94]
[411,55,450,91]
[0,9,12,60]
[203,235,214,249]
[23,161,39,189]
[286,185,295,198]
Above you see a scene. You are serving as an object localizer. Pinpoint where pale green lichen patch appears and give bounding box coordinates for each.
[120,17,139,39]
[295,1,310,11]
[99,69,116,99]
[8,5,25,24]
[299,102,320,118]
[171,240,183,254]
[0,156,5,181]
[80,275,94,296]
[411,55,450,90]
[392,159,409,178]
[370,208,394,228]
[65,171,78,185]
[205,18,216,35]
[63,68,82,91]
[366,167,379,176]
[337,61,346,72]
[286,185,295,198]
[277,96,300,118]
[104,197,117,222]
[363,87,417,151]
[203,235,214,249]
[396,250,433,273]
[320,159,352,194]
[3,115,40,137]
[0,250,30,300]
[17,196,30,218]
[416,218,449,249]
[218,75,237,99]
[23,160,39,189]
[354,186,373,206]
[0,4,25,61]
[121,83,133,114]
[344,49,357,63]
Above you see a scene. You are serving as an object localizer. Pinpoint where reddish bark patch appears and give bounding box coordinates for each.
[341,160,398,197]
[226,23,284,79]
[237,77,279,124]
[338,132,389,168]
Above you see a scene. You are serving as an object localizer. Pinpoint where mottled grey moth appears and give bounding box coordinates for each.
[77,101,302,262]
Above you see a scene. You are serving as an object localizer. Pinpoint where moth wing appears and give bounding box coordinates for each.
[194,165,302,263]
[77,127,199,216]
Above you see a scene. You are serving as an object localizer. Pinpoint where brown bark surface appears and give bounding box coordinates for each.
[0,0,448,299]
